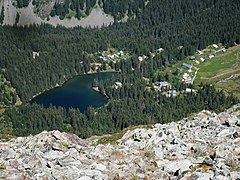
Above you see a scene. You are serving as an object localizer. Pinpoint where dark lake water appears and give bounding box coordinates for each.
[31,72,113,112]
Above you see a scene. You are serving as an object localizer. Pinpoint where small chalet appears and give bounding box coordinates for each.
[33,52,40,59]
[212,44,218,48]
[212,52,218,56]
[182,73,192,84]
[138,56,144,62]
[222,48,226,53]
[168,90,177,96]
[195,60,200,64]
[190,56,195,60]
[157,48,164,53]
[197,50,204,55]
[114,81,123,89]
[115,82,122,87]
[182,63,192,69]
[185,88,195,93]
[209,55,214,59]
[160,81,169,87]
[153,81,169,92]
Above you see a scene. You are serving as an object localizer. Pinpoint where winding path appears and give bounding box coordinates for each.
[192,67,199,83]
[200,69,240,80]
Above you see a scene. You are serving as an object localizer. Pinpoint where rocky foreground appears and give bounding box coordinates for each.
[0,105,240,179]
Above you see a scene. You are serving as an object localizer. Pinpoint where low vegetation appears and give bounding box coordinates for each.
[15,0,30,8]
[157,44,240,98]
[0,69,20,108]
[0,164,6,170]
[195,45,240,98]
[96,125,152,145]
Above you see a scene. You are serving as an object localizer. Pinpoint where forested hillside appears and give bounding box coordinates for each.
[15,0,146,20]
[4,84,239,137]
[50,0,97,19]
[15,0,30,8]
[1,0,239,101]
[0,0,240,138]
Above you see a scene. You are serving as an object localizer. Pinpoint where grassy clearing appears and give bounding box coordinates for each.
[195,45,240,81]
[195,45,240,98]
[66,10,76,19]
[216,77,240,99]
[156,43,240,98]
[153,46,219,83]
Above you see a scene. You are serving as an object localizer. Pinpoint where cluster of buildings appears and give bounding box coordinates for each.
[138,47,164,62]
[153,81,170,91]
[152,80,196,97]
[98,50,127,61]
[189,44,226,64]
[152,81,178,97]
[138,55,147,62]
[182,73,192,84]
[179,44,226,84]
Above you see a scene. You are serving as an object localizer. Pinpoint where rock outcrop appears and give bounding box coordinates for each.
[0,104,240,179]
[0,0,114,27]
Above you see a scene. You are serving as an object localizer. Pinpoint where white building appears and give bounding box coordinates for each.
[115,82,123,89]
[185,88,195,93]
[33,52,40,59]
[138,56,144,62]
[212,44,218,48]
[182,73,192,84]
[209,55,214,59]
[195,60,200,64]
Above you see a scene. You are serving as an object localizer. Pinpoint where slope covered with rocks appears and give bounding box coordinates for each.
[0,0,114,27]
[0,104,240,179]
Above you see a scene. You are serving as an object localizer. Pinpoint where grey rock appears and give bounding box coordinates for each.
[195,172,214,180]
[90,163,106,171]
[212,175,229,180]
[78,176,91,180]
[163,159,192,173]
[152,147,164,160]
[0,104,239,179]
[230,172,240,179]
[203,156,214,166]
[43,150,65,160]
[217,128,235,138]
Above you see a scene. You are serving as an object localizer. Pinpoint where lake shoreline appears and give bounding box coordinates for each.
[31,71,117,111]
[92,86,109,99]
[30,70,117,102]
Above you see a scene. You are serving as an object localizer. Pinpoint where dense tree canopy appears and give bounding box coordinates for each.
[0,6,4,24]
[15,0,30,8]
[1,0,239,138]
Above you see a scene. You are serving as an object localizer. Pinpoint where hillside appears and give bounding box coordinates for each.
[0,0,114,27]
[0,0,239,139]
[0,104,240,179]
[157,44,240,98]
[0,0,147,27]
[195,45,240,99]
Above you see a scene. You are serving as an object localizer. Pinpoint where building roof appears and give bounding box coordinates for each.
[168,90,177,94]
[160,81,169,86]
[190,56,195,60]
[186,88,195,93]
[182,63,192,69]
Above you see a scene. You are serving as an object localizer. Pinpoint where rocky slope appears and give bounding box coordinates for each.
[0,105,240,179]
[0,0,114,27]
